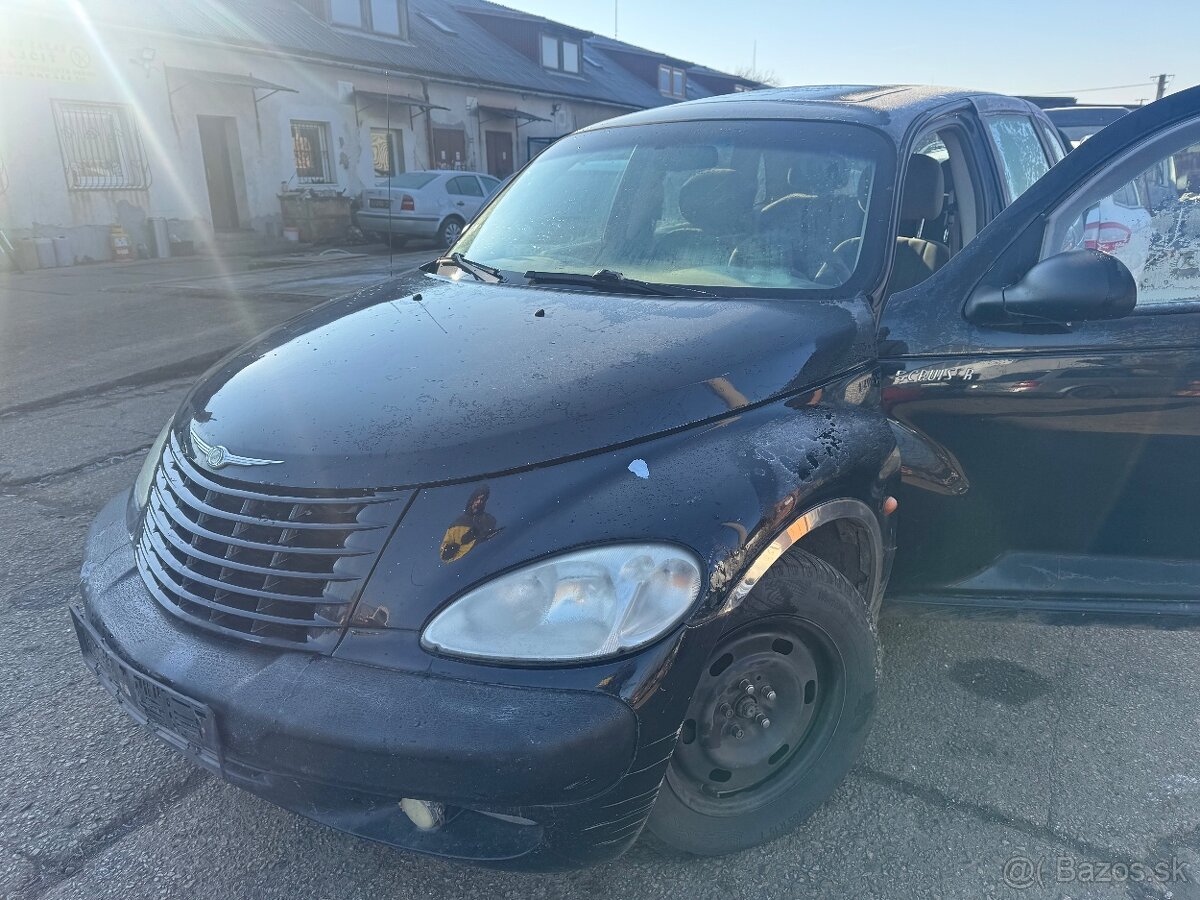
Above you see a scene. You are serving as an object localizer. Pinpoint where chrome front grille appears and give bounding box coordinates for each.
[136,436,404,651]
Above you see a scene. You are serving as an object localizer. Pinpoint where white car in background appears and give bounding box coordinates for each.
[1046,106,1157,282]
[355,170,504,248]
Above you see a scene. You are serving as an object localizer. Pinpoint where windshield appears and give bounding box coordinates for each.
[452,120,892,295]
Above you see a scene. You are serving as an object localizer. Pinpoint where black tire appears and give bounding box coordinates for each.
[646,548,877,856]
[386,234,408,250]
[437,216,465,248]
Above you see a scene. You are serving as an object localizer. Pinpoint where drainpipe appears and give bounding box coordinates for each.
[421,78,435,169]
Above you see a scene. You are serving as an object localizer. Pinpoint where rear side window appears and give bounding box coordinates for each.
[1037,120,1067,164]
[988,115,1051,203]
[447,176,483,197]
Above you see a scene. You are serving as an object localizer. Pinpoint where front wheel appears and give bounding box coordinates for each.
[646,549,877,856]
[438,216,465,248]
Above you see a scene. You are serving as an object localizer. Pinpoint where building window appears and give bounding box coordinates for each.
[331,0,408,37]
[371,127,405,178]
[540,34,581,74]
[291,120,334,183]
[659,64,686,99]
[51,100,151,191]
[562,41,580,74]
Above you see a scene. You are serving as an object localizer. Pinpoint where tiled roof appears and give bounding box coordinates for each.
[31,0,750,112]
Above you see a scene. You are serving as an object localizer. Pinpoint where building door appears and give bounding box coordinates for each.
[432,127,467,170]
[485,130,514,178]
[197,116,243,231]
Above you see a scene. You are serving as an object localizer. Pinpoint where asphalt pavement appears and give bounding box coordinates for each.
[2,248,1199,900]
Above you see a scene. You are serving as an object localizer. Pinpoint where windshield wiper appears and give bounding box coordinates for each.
[523,268,717,298]
[438,252,504,283]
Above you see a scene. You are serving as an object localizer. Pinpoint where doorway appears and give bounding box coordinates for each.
[432,127,467,171]
[486,130,514,178]
[197,116,245,231]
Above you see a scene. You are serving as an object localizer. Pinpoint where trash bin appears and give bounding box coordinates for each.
[34,237,57,268]
[52,235,72,267]
[148,217,170,259]
[15,238,40,271]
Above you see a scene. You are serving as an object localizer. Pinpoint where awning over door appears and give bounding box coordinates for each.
[167,67,297,101]
[477,105,552,127]
[352,90,449,111]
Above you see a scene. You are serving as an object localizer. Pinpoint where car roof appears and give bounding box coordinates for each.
[579,84,1039,138]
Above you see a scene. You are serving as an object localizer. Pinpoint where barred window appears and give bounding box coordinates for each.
[291,120,334,183]
[51,101,151,191]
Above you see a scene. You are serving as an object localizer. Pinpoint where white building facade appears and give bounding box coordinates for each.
[0,0,752,263]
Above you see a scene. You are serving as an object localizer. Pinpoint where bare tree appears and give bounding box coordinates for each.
[730,64,781,87]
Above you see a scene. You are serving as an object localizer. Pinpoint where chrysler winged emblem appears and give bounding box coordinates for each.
[189,423,283,470]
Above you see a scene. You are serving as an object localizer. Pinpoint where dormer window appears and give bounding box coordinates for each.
[330,0,409,38]
[658,64,686,98]
[540,34,581,74]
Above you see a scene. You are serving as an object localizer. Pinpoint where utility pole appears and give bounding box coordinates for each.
[614,0,618,38]
[1153,73,1172,100]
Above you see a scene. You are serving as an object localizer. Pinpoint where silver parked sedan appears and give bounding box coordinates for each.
[356,170,503,248]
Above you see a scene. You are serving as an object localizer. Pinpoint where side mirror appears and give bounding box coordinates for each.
[966,249,1137,325]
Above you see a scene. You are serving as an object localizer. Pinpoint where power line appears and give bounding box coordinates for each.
[1040,81,1157,95]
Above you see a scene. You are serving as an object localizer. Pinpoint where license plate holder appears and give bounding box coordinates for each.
[70,606,222,770]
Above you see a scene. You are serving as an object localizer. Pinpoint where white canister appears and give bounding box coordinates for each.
[34,237,57,268]
[52,235,72,267]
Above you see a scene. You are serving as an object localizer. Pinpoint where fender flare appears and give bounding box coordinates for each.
[724,498,885,617]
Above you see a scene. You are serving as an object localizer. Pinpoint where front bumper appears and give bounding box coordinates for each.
[75,494,683,871]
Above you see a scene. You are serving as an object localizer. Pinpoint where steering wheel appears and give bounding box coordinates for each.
[813,246,856,286]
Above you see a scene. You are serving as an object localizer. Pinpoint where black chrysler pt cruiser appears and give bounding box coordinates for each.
[74,84,1200,869]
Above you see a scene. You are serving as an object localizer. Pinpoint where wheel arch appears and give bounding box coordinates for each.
[725,499,885,618]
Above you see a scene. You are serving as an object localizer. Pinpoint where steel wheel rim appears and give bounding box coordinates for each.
[667,615,844,816]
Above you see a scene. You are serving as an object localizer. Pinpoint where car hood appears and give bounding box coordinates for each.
[177,273,874,490]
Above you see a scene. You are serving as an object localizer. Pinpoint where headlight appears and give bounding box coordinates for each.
[421,543,703,663]
[133,420,172,511]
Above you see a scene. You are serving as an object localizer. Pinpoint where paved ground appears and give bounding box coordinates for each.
[2,249,1200,900]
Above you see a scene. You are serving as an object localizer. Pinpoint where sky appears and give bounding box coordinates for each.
[502,0,1196,107]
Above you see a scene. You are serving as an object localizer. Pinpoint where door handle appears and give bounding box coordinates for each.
[455,201,465,206]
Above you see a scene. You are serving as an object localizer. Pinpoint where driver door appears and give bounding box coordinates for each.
[880,86,1200,611]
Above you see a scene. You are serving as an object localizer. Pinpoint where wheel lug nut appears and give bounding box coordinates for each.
[764,687,777,701]
[758,715,771,729]
[739,679,755,695]
[731,725,745,739]
[719,703,734,719]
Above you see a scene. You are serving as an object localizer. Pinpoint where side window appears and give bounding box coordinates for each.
[1037,120,1068,165]
[1043,118,1200,308]
[987,115,1051,203]
[480,176,502,195]
[906,123,984,256]
[447,176,483,197]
